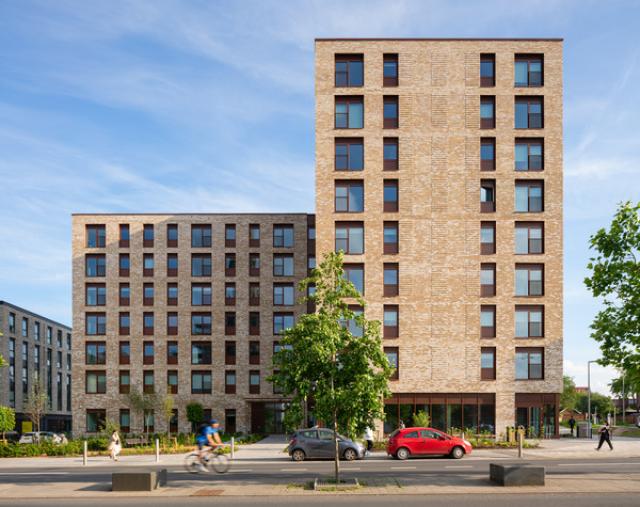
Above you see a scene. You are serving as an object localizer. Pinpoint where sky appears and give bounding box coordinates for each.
[1,0,639,395]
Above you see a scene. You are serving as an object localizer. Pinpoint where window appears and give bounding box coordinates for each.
[86,284,106,306]
[481,347,496,380]
[34,322,40,341]
[383,221,399,254]
[274,283,295,305]
[167,254,178,276]
[225,370,237,394]
[225,312,236,335]
[143,283,154,306]
[249,371,260,394]
[143,371,155,393]
[219,254,233,277]
[308,255,316,272]
[249,253,260,276]
[225,224,236,247]
[335,54,363,87]
[335,96,364,129]
[167,223,178,247]
[515,97,543,129]
[249,283,260,305]
[143,341,154,365]
[383,96,399,129]
[9,313,15,333]
[480,96,495,129]
[480,222,496,255]
[143,224,154,247]
[481,138,496,171]
[480,54,495,87]
[515,222,544,254]
[480,179,496,213]
[225,408,237,433]
[384,138,399,170]
[515,139,543,171]
[86,225,106,248]
[383,180,399,212]
[119,224,130,248]
[225,341,236,365]
[225,283,236,305]
[167,283,178,305]
[86,313,106,335]
[119,283,130,306]
[249,312,260,335]
[191,225,211,247]
[167,341,178,365]
[119,371,130,394]
[335,222,364,254]
[143,312,154,335]
[384,263,399,297]
[480,263,496,297]
[273,225,294,248]
[86,409,106,432]
[143,409,155,431]
[86,254,106,277]
[309,224,316,240]
[385,347,399,380]
[249,224,260,247]
[191,342,212,365]
[335,138,364,171]
[46,326,52,343]
[515,55,543,87]
[66,333,71,349]
[192,254,212,277]
[273,254,294,276]
[119,254,130,277]
[119,342,130,365]
[143,254,154,276]
[341,306,363,337]
[191,313,212,335]
[86,371,106,394]
[384,305,399,338]
[515,305,544,338]
[167,312,178,335]
[481,305,496,338]
[119,409,130,433]
[167,370,178,394]
[335,180,364,212]
[515,264,544,296]
[85,342,106,365]
[515,181,544,212]
[249,341,260,365]
[383,53,398,86]
[273,313,294,335]
[191,371,212,394]
[192,283,212,306]
[515,348,544,380]
[343,264,364,294]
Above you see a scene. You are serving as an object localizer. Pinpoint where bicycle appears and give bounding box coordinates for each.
[184,444,231,474]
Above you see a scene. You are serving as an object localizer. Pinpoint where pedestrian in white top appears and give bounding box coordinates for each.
[108,430,122,461]
[364,427,374,454]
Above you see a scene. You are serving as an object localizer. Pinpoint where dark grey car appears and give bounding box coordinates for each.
[288,428,365,461]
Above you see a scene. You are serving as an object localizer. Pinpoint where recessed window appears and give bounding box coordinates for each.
[481,138,496,171]
[273,225,294,248]
[119,224,130,248]
[515,222,544,254]
[515,55,543,87]
[85,254,106,277]
[480,222,496,255]
[167,312,178,335]
[143,371,155,393]
[335,96,364,129]
[342,306,363,337]
[383,54,398,87]
[167,341,178,365]
[249,253,260,276]
[249,224,260,247]
[384,263,399,297]
[225,283,236,305]
[167,371,178,394]
[225,312,236,335]
[383,305,399,338]
[480,96,495,129]
[515,139,543,171]
[515,97,543,129]
[143,254,154,276]
[383,180,399,212]
[86,313,106,335]
[225,341,236,365]
[119,371,130,394]
[86,284,106,306]
[86,225,106,248]
[191,313,212,335]
[384,347,399,380]
[167,253,178,277]
[480,54,495,87]
[249,283,260,305]
[167,283,178,305]
[273,254,294,276]
[383,96,399,129]
[191,371,212,394]
[274,283,295,305]
[119,254,130,277]
[515,264,544,296]
[191,342,212,365]
[85,342,106,365]
[480,263,496,297]
[143,224,154,247]
[384,138,399,171]
[481,347,496,380]
[273,313,294,335]
[480,180,496,213]
[226,253,237,277]
[143,341,154,365]
[143,312,154,335]
[119,312,130,335]
[335,222,364,254]
[192,254,212,277]
[249,341,260,365]
[249,371,260,394]
[481,305,496,338]
[191,225,212,248]
[143,283,154,306]
[167,224,178,247]
[515,181,544,212]
[86,409,106,432]
[119,342,130,365]
[335,54,363,87]
[343,264,364,294]
[515,347,544,380]
[86,371,106,394]
[225,224,236,247]
[225,370,237,394]
[383,222,399,254]
[335,180,364,212]
[249,311,260,335]
[515,305,544,338]
[334,138,364,171]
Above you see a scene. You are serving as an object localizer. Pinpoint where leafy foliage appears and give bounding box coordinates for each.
[0,354,7,368]
[0,406,16,439]
[23,375,48,433]
[186,402,204,431]
[561,376,578,410]
[412,410,430,428]
[575,392,615,417]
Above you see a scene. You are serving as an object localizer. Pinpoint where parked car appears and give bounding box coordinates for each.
[386,427,472,460]
[288,428,365,461]
[18,431,60,444]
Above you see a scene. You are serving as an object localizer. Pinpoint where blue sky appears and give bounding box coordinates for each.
[1,0,639,394]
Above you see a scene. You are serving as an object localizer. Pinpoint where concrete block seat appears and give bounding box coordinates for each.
[489,463,545,486]
[112,469,167,491]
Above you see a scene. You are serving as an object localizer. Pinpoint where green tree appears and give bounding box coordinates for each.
[186,402,204,432]
[161,394,175,437]
[0,406,16,441]
[24,375,48,436]
[413,410,430,428]
[584,202,640,376]
[270,251,392,484]
[576,392,615,420]
[0,354,6,368]
[561,375,578,410]
[127,389,158,437]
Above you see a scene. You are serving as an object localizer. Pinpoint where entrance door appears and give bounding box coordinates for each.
[251,402,265,434]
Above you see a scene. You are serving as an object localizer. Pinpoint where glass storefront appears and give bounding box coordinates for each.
[515,393,559,438]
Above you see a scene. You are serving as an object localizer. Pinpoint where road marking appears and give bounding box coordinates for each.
[0,472,71,476]
[556,462,640,467]
[281,468,307,471]
[229,469,252,472]
[445,465,474,469]
[391,466,416,469]
[344,467,361,470]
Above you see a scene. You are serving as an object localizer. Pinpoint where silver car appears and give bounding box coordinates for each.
[288,428,365,461]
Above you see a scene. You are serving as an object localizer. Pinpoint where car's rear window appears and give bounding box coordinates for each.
[389,430,400,438]
[404,431,419,438]
[299,430,317,439]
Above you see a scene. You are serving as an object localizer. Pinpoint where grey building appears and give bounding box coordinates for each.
[0,301,72,433]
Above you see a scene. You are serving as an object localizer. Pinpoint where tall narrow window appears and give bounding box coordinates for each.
[384,263,399,297]
[225,224,236,247]
[343,264,364,294]
[143,254,154,276]
[249,341,260,365]
[383,54,399,87]
[481,348,496,380]
[143,224,154,247]
[119,254,129,277]
[515,264,544,296]
[249,224,260,247]
[383,222,399,254]
[480,180,496,213]
[191,225,212,248]
[143,283,154,306]
[167,223,178,247]
[383,305,399,338]
[119,372,130,394]
[249,283,260,305]
[225,371,237,394]
[515,55,543,87]
[515,305,544,338]
[249,312,260,335]
[515,181,544,212]
[167,370,178,394]
[335,222,364,254]
[480,54,495,87]
[383,180,399,212]
[335,96,364,129]
[143,341,154,365]
[167,253,178,277]
[383,138,399,171]
[335,181,364,212]
[480,263,496,297]
[143,312,154,335]
[335,138,364,171]
[480,222,496,255]
[225,283,236,305]
[225,341,236,365]
[481,138,496,171]
[335,54,363,87]
[384,347,399,380]
[480,96,495,129]
[515,222,544,254]
[167,341,178,365]
[481,305,496,338]
[119,224,130,248]
[225,253,237,277]
[515,139,544,171]
[225,312,236,335]
[119,341,130,365]
[249,371,260,394]
[249,253,260,276]
[383,96,399,129]
[167,312,178,335]
[515,97,543,129]
[167,283,178,305]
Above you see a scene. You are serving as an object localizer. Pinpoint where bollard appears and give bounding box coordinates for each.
[231,437,235,459]
[155,438,160,463]
[517,430,523,459]
[83,440,88,466]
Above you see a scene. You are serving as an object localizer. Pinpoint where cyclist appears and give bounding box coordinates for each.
[196,419,223,467]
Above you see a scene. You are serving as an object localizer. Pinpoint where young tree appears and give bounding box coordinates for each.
[186,402,204,433]
[0,406,16,441]
[24,375,48,437]
[161,394,175,437]
[271,251,392,485]
[584,202,640,377]
[128,389,158,437]
[561,375,578,410]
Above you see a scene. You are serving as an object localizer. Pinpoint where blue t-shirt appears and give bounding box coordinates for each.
[196,425,218,444]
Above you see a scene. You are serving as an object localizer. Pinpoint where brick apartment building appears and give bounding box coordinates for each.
[71,214,315,435]
[315,38,563,437]
[0,301,73,432]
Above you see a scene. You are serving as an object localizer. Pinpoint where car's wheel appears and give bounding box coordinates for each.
[396,447,410,460]
[343,448,357,461]
[450,446,464,459]
[291,449,306,462]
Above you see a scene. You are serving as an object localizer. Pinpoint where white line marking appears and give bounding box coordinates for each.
[229,469,253,472]
[281,468,307,471]
[345,467,361,470]
[445,465,474,469]
[0,472,71,476]
[391,466,416,469]
[556,462,640,467]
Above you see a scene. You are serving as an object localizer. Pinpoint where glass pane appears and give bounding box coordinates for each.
[349,185,364,212]
[480,226,494,243]
[480,268,494,285]
[383,102,398,118]
[515,228,529,254]
[515,144,528,170]
[349,61,363,86]
[481,143,494,160]
[384,268,398,284]
[515,186,529,211]
[481,309,494,327]
[383,61,397,78]
[515,102,529,128]
[515,61,528,86]
[348,227,364,254]
[515,270,529,296]
[480,102,494,119]
[383,226,397,243]
[385,351,398,369]
[515,311,529,337]
[348,103,363,129]
[480,61,494,77]
[431,404,445,431]
[481,351,494,368]
[384,404,398,434]
[480,186,494,202]
[384,184,397,201]
[384,143,398,160]
[383,310,397,326]
[349,143,364,170]
[515,352,529,379]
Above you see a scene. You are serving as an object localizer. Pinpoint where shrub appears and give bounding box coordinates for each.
[412,411,430,428]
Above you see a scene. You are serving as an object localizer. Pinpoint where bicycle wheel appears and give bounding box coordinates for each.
[210,453,230,473]
[184,452,204,474]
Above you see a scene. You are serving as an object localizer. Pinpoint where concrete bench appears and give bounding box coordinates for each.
[112,469,167,491]
[124,438,147,447]
[489,463,545,486]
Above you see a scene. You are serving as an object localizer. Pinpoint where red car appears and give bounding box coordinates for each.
[386,427,473,460]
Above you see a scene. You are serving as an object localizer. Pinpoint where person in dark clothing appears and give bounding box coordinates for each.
[596,422,613,451]
[569,416,576,437]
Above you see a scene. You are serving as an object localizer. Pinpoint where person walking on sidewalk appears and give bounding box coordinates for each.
[569,416,576,437]
[596,422,613,451]
[364,427,374,455]
[108,430,122,461]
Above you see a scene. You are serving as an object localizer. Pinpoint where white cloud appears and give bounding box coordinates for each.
[564,359,618,395]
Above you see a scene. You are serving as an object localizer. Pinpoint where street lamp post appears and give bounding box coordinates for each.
[622,372,626,427]
[587,360,597,439]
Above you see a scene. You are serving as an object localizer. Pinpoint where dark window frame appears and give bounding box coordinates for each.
[383,95,399,129]
[480,137,496,171]
[383,137,399,171]
[481,347,496,380]
[481,305,496,338]
[335,54,364,87]
[480,96,496,129]
[480,263,496,297]
[383,53,399,87]
[480,179,496,213]
[480,53,495,87]
[383,305,399,339]
[335,96,364,129]
[515,138,544,171]
[334,180,364,213]
[383,179,399,212]
[480,221,496,255]
[383,221,399,254]
[335,138,364,171]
